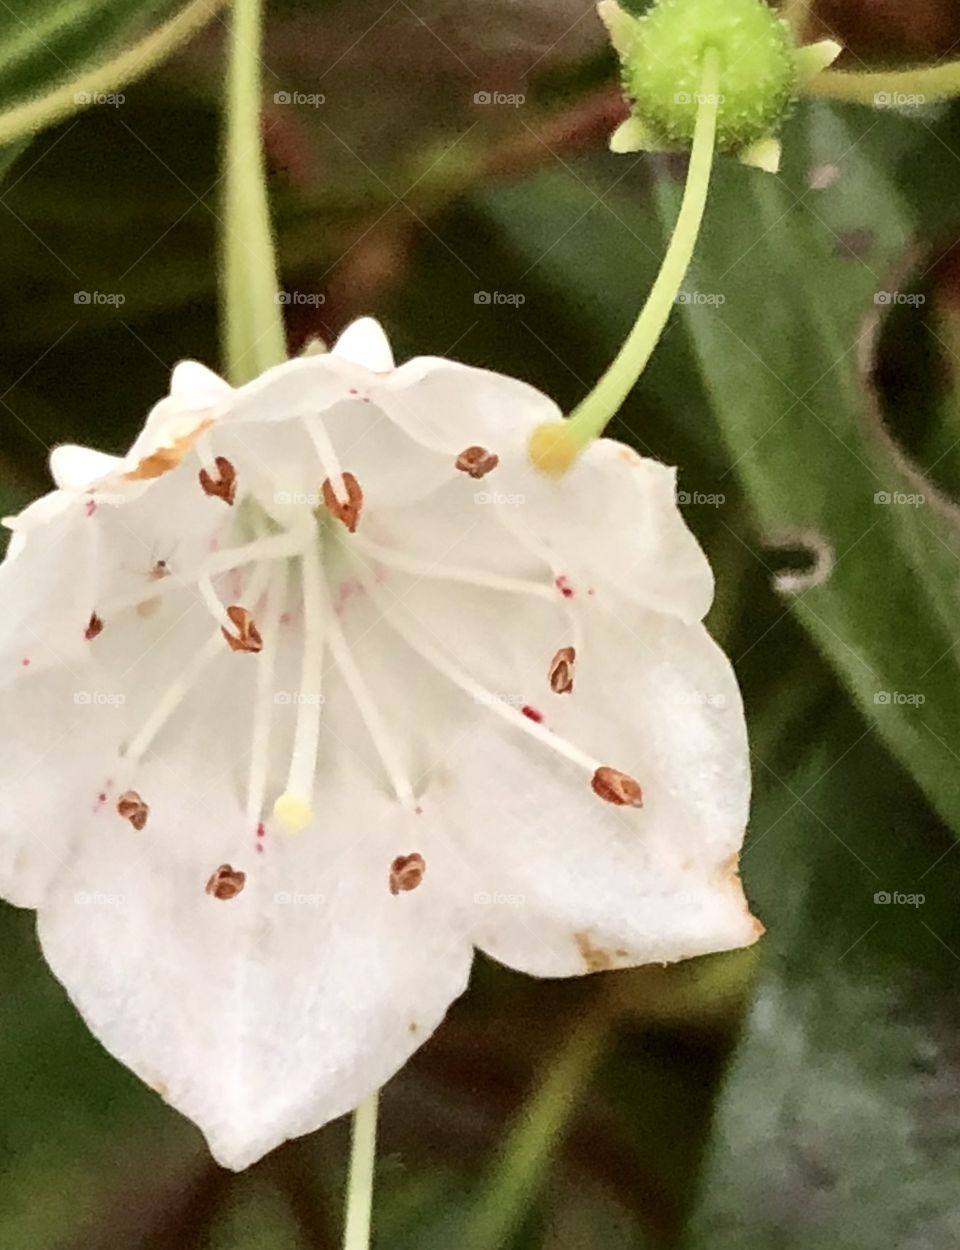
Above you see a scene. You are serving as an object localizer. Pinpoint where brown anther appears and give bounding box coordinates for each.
[389,852,426,896]
[548,645,576,694]
[591,766,643,808]
[198,456,238,506]
[124,419,213,481]
[205,864,246,900]
[321,472,363,533]
[85,612,104,641]
[117,790,149,830]
[455,446,500,479]
[221,606,263,654]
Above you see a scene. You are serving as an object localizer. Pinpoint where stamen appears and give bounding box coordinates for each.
[221,606,263,654]
[389,853,426,895]
[592,767,643,808]
[272,543,326,833]
[306,416,348,502]
[548,646,576,694]
[117,790,149,830]
[98,517,313,621]
[322,472,363,533]
[125,562,272,763]
[351,533,559,604]
[322,570,416,808]
[199,455,238,505]
[205,864,246,900]
[358,571,603,780]
[455,446,499,479]
[245,566,286,825]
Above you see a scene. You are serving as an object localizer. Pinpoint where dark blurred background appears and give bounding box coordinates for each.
[4,1,960,1246]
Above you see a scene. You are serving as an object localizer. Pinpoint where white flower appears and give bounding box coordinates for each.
[0,318,760,1169]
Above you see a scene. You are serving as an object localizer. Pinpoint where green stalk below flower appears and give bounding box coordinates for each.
[342,1091,380,1250]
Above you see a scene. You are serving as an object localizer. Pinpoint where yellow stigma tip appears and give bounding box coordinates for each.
[273,793,312,834]
[529,423,580,477]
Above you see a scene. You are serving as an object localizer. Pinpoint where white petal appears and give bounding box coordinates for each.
[436,605,758,975]
[374,357,563,455]
[50,444,123,491]
[332,318,395,373]
[37,749,471,1170]
[502,441,714,624]
[796,38,842,83]
[738,137,782,174]
[609,117,675,155]
[169,360,233,403]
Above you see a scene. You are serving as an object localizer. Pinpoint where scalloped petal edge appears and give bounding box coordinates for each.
[597,0,641,59]
[609,116,678,155]
[796,39,843,84]
[738,136,782,174]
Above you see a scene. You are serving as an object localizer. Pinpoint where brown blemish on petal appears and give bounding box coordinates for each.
[716,853,766,941]
[408,1021,419,1035]
[389,852,426,896]
[548,645,576,694]
[575,930,615,973]
[85,612,104,641]
[592,766,643,808]
[221,606,263,654]
[455,446,499,479]
[199,456,237,506]
[117,790,149,830]
[124,419,213,481]
[322,472,363,533]
[205,863,246,900]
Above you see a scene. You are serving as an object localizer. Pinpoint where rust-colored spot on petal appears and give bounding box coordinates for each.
[390,852,426,896]
[124,419,213,481]
[575,930,615,973]
[198,455,237,505]
[221,606,263,653]
[455,446,499,479]
[592,766,643,808]
[548,645,576,694]
[117,790,149,830]
[84,612,104,641]
[205,863,246,900]
[322,472,363,533]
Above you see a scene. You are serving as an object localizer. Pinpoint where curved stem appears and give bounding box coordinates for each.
[342,1092,379,1250]
[221,0,286,383]
[460,1010,609,1250]
[809,60,960,106]
[0,0,228,147]
[557,49,721,458]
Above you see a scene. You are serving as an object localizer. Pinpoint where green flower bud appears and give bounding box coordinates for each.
[600,0,839,165]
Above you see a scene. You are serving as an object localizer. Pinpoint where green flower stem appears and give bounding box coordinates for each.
[0,0,228,147]
[809,60,960,106]
[546,49,720,466]
[460,1010,610,1250]
[342,1091,380,1250]
[221,0,286,383]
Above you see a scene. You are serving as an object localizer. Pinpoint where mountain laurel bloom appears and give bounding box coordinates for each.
[0,319,760,1169]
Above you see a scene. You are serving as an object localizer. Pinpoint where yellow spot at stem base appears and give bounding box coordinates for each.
[528,422,581,477]
[273,792,312,833]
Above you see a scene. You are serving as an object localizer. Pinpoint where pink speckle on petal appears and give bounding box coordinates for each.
[84,500,97,518]
[415,804,423,816]
[521,705,544,724]
[20,657,30,668]
[555,576,574,599]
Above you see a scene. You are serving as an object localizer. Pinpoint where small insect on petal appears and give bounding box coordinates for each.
[205,864,246,900]
[198,456,238,506]
[455,446,500,479]
[322,472,363,533]
[389,852,426,896]
[85,612,104,641]
[591,766,643,808]
[221,606,263,654]
[117,790,149,830]
[548,646,576,694]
